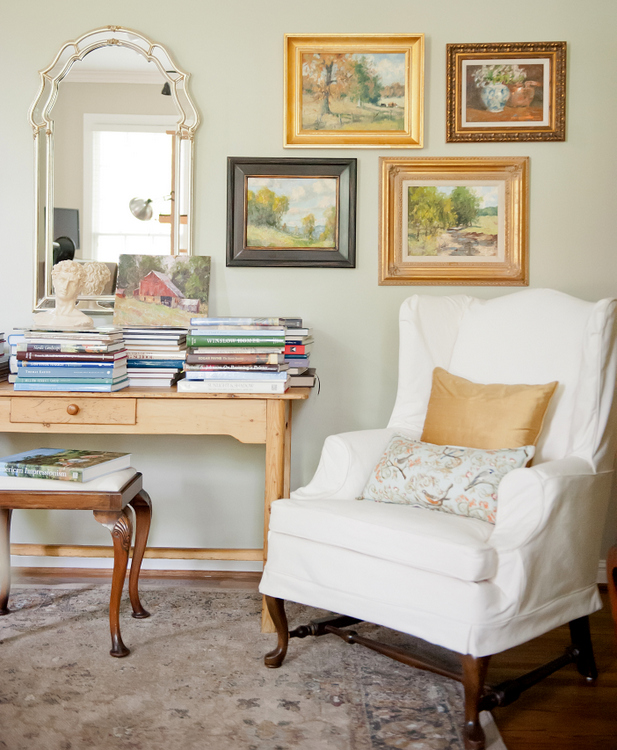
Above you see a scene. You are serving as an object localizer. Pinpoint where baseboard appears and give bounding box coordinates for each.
[13,566,262,583]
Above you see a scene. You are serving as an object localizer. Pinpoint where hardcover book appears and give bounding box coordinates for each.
[177,379,289,394]
[190,317,301,327]
[0,448,131,482]
[187,335,285,348]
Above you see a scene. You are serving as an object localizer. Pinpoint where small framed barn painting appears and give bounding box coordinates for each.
[378,156,529,286]
[113,254,211,326]
[226,157,356,267]
[284,34,424,148]
[446,42,567,142]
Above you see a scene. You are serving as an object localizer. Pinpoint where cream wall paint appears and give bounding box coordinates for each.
[1,0,616,570]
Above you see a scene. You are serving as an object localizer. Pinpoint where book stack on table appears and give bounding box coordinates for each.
[285,326,316,387]
[178,317,300,394]
[11,328,129,392]
[0,333,8,382]
[122,327,187,387]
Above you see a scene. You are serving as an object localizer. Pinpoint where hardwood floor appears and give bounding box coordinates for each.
[12,568,617,750]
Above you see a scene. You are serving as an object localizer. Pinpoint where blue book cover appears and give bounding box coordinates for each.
[17,365,126,378]
[13,378,129,392]
[127,359,185,368]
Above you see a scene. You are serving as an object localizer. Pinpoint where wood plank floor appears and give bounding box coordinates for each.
[12,568,617,750]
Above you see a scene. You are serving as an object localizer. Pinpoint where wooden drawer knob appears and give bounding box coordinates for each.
[66,404,80,416]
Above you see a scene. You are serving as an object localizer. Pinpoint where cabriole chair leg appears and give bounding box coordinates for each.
[461,654,491,750]
[264,595,288,668]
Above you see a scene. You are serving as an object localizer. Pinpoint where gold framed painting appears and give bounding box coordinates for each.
[446,42,566,142]
[284,33,424,148]
[379,157,529,286]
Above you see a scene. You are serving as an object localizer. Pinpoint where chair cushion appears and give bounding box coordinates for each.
[268,496,497,582]
[421,367,557,450]
[359,435,532,524]
[0,467,137,493]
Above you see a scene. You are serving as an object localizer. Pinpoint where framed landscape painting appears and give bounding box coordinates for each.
[113,254,211,326]
[446,42,566,142]
[227,157,356,267]
[379,157,529,285]
[285,34,424,148]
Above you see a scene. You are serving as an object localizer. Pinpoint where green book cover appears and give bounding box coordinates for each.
[186,335,285,348]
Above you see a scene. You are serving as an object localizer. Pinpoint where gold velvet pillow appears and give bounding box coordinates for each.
[421,367,558,450]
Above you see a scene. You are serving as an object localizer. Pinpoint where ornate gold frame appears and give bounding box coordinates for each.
[379,157,529,286]
[284,34,424,148]
[446,42,566,142]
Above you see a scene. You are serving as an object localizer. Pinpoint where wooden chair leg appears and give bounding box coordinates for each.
[569,615,597,681]
[607,545,617,641]
[94,509,132,658]
[0,509,12,616]
[461,654,490,750]
[128,491,152,619]
[264,595,289,668]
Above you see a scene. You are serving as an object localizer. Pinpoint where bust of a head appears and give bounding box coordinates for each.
[34,260,93,328]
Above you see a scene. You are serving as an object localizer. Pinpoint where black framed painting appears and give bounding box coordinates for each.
[226,157,357,267]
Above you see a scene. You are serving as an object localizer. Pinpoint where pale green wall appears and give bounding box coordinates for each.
[1,0,616,570]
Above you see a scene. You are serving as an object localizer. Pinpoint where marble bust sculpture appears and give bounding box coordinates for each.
[34,260,94,328]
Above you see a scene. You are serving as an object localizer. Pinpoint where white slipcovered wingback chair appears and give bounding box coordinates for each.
[259,289,617,750]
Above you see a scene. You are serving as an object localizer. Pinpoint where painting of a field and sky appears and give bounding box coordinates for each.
[301,52,406,132]
[404,183,502,261]
[246,176,338,249]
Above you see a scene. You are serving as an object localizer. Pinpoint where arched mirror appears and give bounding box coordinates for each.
[30,26,199,313]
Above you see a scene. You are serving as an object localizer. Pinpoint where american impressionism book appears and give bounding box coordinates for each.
[0,448,131,482]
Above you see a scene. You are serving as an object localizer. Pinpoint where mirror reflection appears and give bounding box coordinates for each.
[31,27,199,312]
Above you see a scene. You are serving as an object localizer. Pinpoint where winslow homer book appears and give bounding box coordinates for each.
[0,448,131,483]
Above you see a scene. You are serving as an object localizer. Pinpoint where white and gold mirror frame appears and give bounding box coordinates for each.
[29,25,200,312]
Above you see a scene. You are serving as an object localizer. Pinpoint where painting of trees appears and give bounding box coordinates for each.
[245,177,338,249]
[301,52,405,131]
[407,186,498,258]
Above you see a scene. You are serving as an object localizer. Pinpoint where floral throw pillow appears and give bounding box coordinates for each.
[359,436,534,524]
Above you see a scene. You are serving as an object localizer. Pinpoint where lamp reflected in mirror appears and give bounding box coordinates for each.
[129,197,154,221]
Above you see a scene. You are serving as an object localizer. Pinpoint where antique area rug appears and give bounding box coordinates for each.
[0,585,507,750]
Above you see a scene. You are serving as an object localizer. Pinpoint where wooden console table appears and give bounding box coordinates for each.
[0,382,311,631]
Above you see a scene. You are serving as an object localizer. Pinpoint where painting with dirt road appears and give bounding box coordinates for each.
[404,184,501,260]
[302,52,406,132]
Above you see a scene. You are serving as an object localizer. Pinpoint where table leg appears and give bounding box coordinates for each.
[128,490,152,619]
[608,545,617,640]
[262,400,287,633]
[0,509,12,615]
[94,509,132,657]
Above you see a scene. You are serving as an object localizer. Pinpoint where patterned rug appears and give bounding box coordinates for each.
[0,585,506,750]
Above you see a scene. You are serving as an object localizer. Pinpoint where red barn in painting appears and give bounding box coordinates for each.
[137,271,199,312]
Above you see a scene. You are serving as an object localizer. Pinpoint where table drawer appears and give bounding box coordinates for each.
[9,397,137,426]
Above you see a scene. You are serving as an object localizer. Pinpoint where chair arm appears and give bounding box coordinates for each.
[490,455,611,553]
[291,428,397,501]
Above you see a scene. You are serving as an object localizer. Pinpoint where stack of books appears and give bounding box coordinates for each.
[12,328,129,392]
[0,332,8,382]
[178,317,294,394]
[285,325,314,385]
[123,327,187,387]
